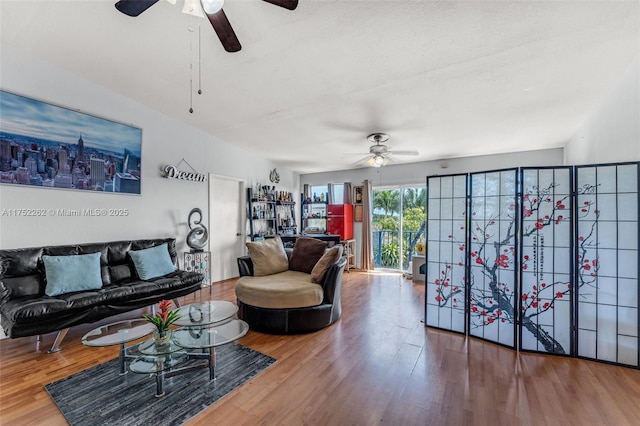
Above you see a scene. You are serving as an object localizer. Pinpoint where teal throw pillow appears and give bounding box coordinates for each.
[129,243,176,280]
[43,252,103,296]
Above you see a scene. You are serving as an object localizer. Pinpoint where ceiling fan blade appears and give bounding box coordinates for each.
[262,0,298,10]
[349,156,371,167]
[115,0,160,17]
[206,9,242,53]
[388,150,419,156]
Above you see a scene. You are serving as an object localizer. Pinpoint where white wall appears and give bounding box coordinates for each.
[0,45,299,252]
[301,148,564,268]
[565,55,640,164]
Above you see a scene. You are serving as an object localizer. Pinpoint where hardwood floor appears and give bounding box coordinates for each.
[1,271,640,425]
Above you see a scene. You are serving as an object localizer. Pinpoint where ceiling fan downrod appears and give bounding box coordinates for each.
[367,133,390,145]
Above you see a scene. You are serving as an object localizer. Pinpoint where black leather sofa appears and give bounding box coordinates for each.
[0,238,203,352]
[236,253,346,334]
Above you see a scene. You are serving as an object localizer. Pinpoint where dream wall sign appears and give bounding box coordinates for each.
[162,165,207,182]
[426,162,639,368]
[0,90,142,194]
[161,159,207,183]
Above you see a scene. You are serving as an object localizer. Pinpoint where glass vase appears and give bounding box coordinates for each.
[153,329,172,347]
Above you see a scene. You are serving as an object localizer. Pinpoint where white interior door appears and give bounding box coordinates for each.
[209,174,245,282]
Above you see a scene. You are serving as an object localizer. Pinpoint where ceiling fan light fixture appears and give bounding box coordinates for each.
[373,154,385,167]
[182,0,205,17]
[201,0,224,14]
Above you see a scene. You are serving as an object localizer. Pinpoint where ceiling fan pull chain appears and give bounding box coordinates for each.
[188,27,194,113]
[198,25,202,95]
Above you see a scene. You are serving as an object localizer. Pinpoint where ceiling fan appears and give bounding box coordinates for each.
[114,0,298,53]
[352,133,419,168]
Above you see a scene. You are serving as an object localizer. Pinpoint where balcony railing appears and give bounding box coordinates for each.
[372,229,422,270]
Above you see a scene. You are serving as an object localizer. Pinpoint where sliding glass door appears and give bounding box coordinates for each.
[402,187,427,270]
[373,188,401,269]
[373,185,426,272]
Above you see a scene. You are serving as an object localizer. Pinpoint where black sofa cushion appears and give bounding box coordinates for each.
[1,274,44,300]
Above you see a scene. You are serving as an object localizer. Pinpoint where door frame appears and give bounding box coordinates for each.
[208,173,246,282]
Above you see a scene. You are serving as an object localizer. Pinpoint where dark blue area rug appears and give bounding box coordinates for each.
[45,343,276,426]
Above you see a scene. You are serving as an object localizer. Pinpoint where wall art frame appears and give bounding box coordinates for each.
[0,90,142,195]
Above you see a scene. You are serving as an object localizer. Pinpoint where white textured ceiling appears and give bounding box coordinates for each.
[1,0,639,174]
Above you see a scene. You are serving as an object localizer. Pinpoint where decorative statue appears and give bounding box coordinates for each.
[186,208,208,252]
[269,168,280,184]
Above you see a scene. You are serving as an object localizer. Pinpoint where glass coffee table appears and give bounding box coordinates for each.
[173,300,239,327]
[128,301,249,397]
[81,319,155,375]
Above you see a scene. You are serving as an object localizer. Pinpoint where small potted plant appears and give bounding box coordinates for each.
[143,300,180,346]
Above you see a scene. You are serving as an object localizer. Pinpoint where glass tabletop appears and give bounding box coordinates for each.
[172,319,249,349]
[138,336,184,356]
[129,352,188,374]
[82,319,154,347]
[172,301,239,327]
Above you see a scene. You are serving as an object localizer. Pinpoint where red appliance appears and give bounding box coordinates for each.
[327,204,354,240]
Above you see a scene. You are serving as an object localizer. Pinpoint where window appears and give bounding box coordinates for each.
[310,183,344,203]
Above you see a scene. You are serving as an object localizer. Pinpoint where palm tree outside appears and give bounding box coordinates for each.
[372,186,426,271]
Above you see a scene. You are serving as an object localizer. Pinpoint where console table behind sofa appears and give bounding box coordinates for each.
[0,238,203,353]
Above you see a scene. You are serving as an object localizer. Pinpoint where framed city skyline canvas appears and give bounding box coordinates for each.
[0,90,142,194]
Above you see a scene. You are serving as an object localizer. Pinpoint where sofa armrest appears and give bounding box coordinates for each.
[0,279,9,307]
[237,256,254,277]
[321,257,346,305]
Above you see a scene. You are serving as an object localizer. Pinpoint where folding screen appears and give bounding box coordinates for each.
[519,167,573,355]
[425,174,467,333]
[468,169,518,348]
[425,162,639,369]
[575,163,639,367]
